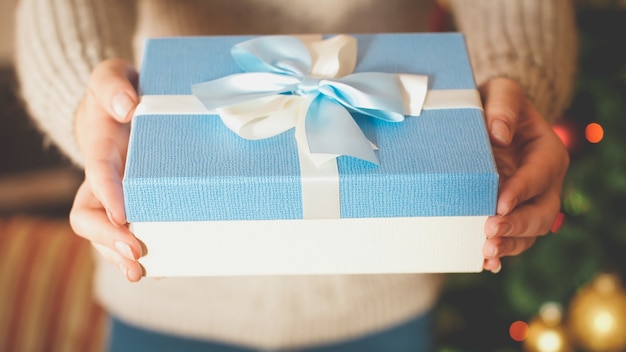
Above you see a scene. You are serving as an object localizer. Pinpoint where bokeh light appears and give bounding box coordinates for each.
[552,124,573,150]
[550,212,565,233]
[510,320,529,342]
[585,123,604,143]
[563,189,590,216]
[537,330,564,351]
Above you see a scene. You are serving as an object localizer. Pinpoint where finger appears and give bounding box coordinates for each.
[481,77,524,146]
[496,124,568,215]
[70,201,144,283]
[77,60,137,225]
[71,179,143,283]
[70,182,142,258]
[483,236,537,259]
[92,242,124,265]
[84,135,128,227]
[86,58,139,123]
[485,190,562,239]
[483,258,502,273]
[78,88,132,226]
[92,243,144,282]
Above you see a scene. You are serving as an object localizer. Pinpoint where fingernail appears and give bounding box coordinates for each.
[497,199,516,216]
[491,263,502,274]
[491,120,511,145]
[487,245,498,259]
[127,265,143,282]
[112,92,134,120]
[114,241,136,260]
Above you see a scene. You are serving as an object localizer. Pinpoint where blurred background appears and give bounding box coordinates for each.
[435,1,626,352]
[0,1,625,351]
[0,0,82,217]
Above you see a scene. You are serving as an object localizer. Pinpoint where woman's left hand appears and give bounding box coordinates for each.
[479,78,569,273]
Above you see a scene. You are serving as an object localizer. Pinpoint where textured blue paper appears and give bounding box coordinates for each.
[123,33,499,222]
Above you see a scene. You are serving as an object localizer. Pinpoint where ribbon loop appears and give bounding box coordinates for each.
[326,73,406,122]
[192,73,300,110]
[232,35,312,76]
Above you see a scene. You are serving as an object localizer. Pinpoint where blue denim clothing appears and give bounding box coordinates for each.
[107,310,433,352]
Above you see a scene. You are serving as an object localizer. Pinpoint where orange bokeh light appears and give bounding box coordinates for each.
[552,125,572,149]
[585,123,604,143]
[510,320,529,342]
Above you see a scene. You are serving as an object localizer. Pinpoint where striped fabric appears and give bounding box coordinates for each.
[0,216,107,352]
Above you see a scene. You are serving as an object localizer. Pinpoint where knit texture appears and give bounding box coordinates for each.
[13,0,577,349]
[450,0,578,122]
[95,266,443,349]
[14,0,137,166]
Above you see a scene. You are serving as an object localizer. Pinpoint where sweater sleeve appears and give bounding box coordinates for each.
[13,0,137,167]
[448,0,578,123]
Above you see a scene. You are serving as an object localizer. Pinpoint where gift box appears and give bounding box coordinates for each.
[123,33,498,277]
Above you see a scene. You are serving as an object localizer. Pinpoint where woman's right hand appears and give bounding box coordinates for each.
[69,59,144,282]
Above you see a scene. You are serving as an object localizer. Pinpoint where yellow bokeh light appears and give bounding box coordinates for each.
[593,311,615,334]
[537,330,563,352]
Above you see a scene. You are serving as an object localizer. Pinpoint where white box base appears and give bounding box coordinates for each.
[131,216,486,277]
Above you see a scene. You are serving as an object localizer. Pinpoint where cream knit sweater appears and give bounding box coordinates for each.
[14,0,577,349]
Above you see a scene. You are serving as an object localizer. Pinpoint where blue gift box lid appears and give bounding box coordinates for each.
[123,33,499,222]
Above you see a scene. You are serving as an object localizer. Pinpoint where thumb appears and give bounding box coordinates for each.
[87,58,139,123]
[480,77,524,147]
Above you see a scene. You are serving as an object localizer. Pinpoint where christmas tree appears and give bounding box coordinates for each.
[436,4,626,352]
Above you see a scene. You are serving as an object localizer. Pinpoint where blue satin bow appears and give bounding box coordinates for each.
[192,35,409,164]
